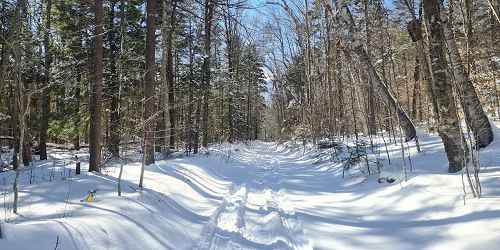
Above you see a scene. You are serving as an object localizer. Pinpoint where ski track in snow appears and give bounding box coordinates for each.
[194,143,311,250]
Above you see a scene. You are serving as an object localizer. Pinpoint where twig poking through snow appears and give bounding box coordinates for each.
[54,235,59,250]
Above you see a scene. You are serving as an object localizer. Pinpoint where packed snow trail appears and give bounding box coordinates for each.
[194,181,310,249]
[192,142,312,250]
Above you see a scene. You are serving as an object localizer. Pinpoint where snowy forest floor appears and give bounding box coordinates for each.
[1,123,500,249]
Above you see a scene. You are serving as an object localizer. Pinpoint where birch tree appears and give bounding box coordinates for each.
[423,0,466,172]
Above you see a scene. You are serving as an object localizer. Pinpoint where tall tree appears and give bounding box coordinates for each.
[39,0,52,160]
[445,0,494,148]
[108,0,120,158]
[363,0,377,136]
[167,0,177,152]
[423,0,466,172]
[185,16,196,154]
[142,0,157,169]
[160,0,178,153]
[89,0,104,172]
[201,0,216,148]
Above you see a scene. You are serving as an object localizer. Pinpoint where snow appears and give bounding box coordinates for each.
[1,123,500,249]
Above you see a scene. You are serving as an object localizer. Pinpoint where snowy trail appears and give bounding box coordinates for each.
[194,143,312,250]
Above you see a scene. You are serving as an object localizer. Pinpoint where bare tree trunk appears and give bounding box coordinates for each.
[444,4,494,148]
[194,96,202,154]
[166,1,177,151]
[157,0,168,153]
[192,4,205,154]
[185,18,195,154]
[89,0,104,172]
[142,0,157,170]
[108,0,120,158]
[464,0,475,74]
[40,0,52,160]
[117,162,123,196]
[223,3,237,143]
[9,81,19,169]
[74,8,85,150]
[12,0,26,213]
[420,25,440,123]
[335,45,344,137]
[412,54,421,120]
[423,0,466,173]
[201,0,215,147]
[364,0,377,136]
[246,73,252,140]
[73,76,81,150]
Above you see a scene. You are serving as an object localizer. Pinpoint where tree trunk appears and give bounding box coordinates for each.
[142,0,157,167]
[444,5,494,148]
[224,6,236,143]
[13,0,26,213]
[9,81,19,169]
[166,1,177,151]
[364,0,377,136]
[335,44,344,137]
[40,0,52,160]
[186,18,195,154]
[73,6,85,151]
[157,0,168,153]
[420,26,441,122]
[194,96,202,154]
[201,0,215,147]
[246,74,252,141]
[108,0,120,157]
[423,0,466,173]
[89,0,104,172]
[160,0,177,153]
[412,54,421,120]
[73,75,81,150]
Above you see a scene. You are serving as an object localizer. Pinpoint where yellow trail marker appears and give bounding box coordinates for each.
[85,192,94,202]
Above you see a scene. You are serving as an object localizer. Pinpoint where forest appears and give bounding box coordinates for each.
[0,0,500,249]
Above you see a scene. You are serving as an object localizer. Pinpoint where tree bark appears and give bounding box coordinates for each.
[185,18,195,154]
[73,75,81,150]
[166,1,177,151]
[157,0,168,153]
[12,0,26,213]
[224,5,237,142]
[89,0,104,172]
[108,0,120,157]
[159,0,177,153]
[423,0,466,173]
[73,4,85,150]
[444,5,494,148]
[364,0,377,136]
[142,0,157,167]
[201,0,215,147]
[40,0,52,160]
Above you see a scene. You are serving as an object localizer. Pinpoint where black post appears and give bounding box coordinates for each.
[75,155,80,175]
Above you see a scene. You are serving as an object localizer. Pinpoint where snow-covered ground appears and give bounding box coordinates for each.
[1,123,500,250]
